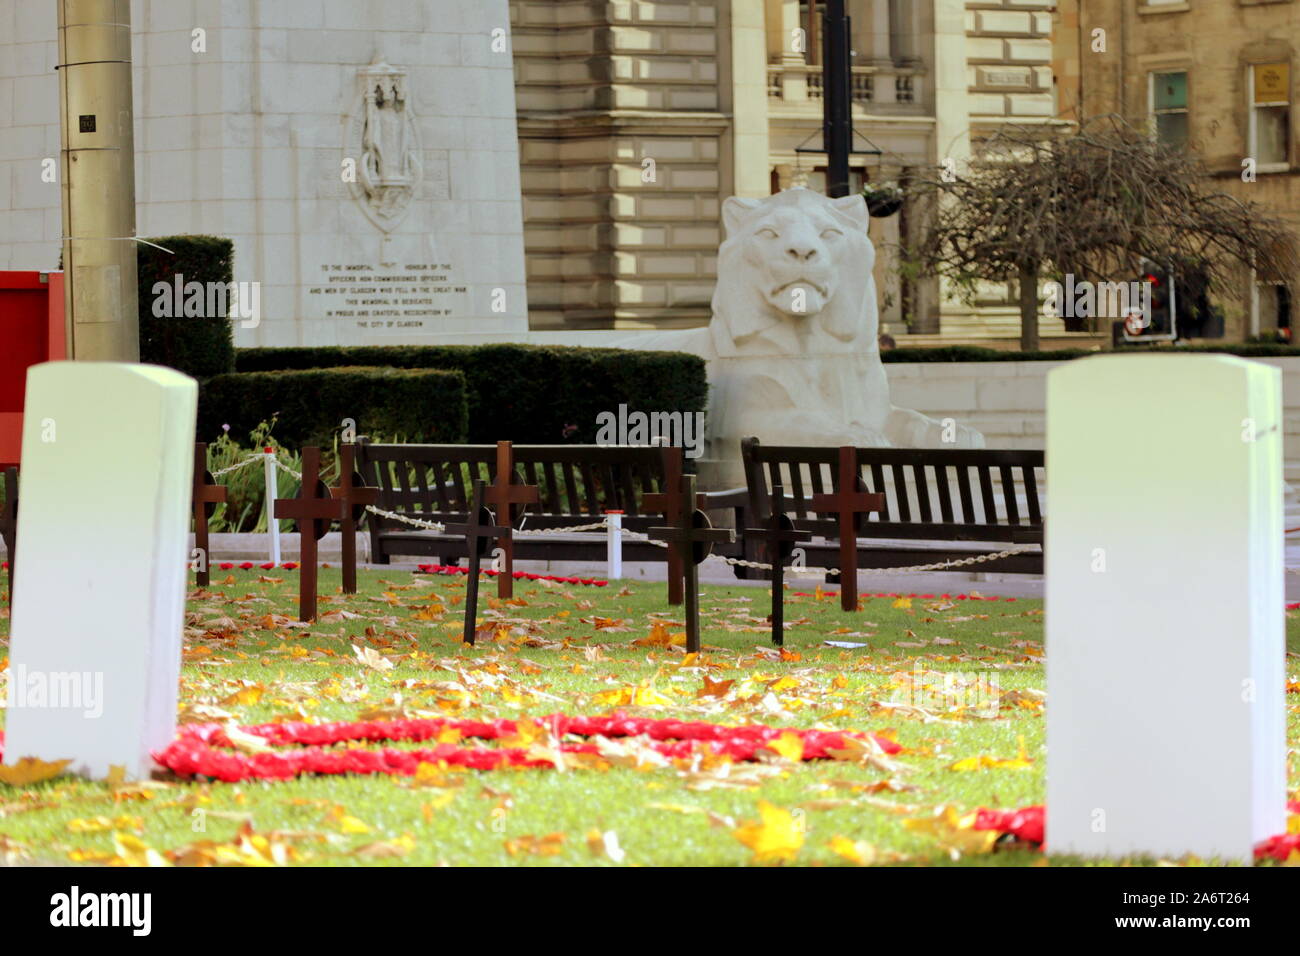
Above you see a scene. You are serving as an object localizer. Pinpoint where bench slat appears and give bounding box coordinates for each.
[978,463,998,524]
[934,464,955,523]
[788,462,808,519]
[914,463,933,523]
[868,461,889,522]
[891,462,911,522]
[956,465,976,524]
[999,464,1021,525]
[1023,465,1042,525]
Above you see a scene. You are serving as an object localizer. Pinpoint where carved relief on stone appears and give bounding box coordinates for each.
[347,58,422,232]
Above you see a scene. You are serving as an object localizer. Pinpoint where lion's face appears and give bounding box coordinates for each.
[738,202,848,317]
[712,189,876,352]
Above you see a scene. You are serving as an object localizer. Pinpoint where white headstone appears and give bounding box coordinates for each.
[2,362,197,780]
[1046,354,1286,861]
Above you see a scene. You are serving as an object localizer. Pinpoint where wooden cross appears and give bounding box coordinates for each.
[642,445,705,606]
[1,466,17,607]
[444,479,512,646]
[274,446,346,622]
[330,442,378,595]
[810,446,884,612]
[648,473,734,654]
[482,441,539,600]
[745,484,812,646]
[191,443,227,588]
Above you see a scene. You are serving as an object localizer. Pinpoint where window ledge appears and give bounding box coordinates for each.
[1255,163,1291,174]
[1138,2,1191,14]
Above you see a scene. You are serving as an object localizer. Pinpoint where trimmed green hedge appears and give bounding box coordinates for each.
[138,235,237,378]
[881,343,1300,363]
[198,367,468,448]
[235,344,709,444]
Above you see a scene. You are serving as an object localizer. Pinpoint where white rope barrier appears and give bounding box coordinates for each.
[363,505,446,532]
[209,455,263,478]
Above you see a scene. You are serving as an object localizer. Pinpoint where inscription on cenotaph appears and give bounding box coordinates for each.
[307,262,469,333]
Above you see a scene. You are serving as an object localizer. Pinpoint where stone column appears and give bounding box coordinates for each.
[731,0,774,197]
[925,0,973,334]
[861,0,892,67]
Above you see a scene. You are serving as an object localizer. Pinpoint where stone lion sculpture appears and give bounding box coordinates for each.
[612,187,984,478]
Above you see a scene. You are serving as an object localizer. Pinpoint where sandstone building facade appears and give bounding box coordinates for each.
[509,0,1069,341]
[1054,0,1300,342]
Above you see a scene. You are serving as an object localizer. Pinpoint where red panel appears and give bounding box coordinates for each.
[0,271,64,466]
[0,290,49,411]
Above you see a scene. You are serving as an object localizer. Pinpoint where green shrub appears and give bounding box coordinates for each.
[198,366,468,449]
[234,344,709,443]
[203,419,305,533]
[138,235,236,378]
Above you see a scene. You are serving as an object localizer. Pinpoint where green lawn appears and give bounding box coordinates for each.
[0,567,1296,866]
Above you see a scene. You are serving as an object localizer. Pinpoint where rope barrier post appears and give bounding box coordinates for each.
[605,510,623,580]
[263,446,280,565]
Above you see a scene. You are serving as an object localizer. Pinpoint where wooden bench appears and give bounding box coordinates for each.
[356,441,747,568]
[739,437,1044,576]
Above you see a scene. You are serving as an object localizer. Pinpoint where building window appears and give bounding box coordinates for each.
[1150,71,1189,146]
[1249,62,1290,170]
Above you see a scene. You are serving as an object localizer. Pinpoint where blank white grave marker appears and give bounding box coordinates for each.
[2,362,197,780]
[1046,354,1285,862]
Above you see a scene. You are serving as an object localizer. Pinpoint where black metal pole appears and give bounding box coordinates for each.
[822,0,852,197]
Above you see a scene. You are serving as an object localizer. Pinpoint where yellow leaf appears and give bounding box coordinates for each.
[0,757,72,786]
[220,684,265,707]
[353,834,416,859]
[223,725,273,754]
[351,644,394,672]
[325,804,372,834]
[504,833,566,857]
[764,732,805,763]
[901,806,999,857]
[110,832,171,867]
[828,835,877,866]
[733,801,804,864]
